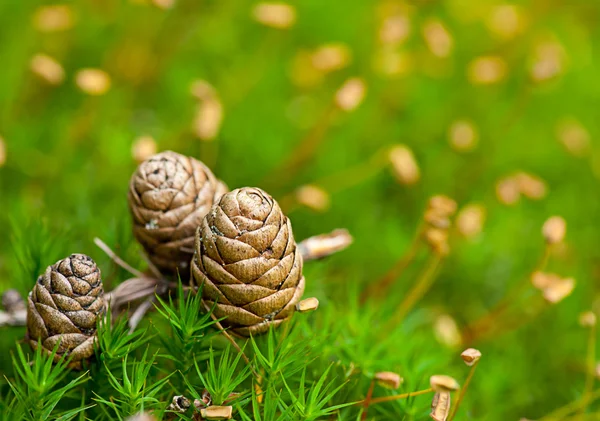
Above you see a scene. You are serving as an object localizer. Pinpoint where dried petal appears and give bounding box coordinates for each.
[389,145,420,185]
[467,56,507,85]
[430,375,460,392]
[460,348,482,366]
[542,216,566,244]
[434,314,462,348]
[295,185,330,212]
[375,371,403,390]
[456,204,486,238]
[75,68,111,95]
[430,391,451,421]
[252,3,296,29]
[335,78,366,111]
[579,311,596,328]
[132,136,158,163]
[423,19,453,58]
[30,54,65,85]
[448,120,478,152]
[200,405,233,420]
[296,297,319,313]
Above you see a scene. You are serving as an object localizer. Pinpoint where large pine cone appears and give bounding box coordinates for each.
[128,151,228,277]
[192,187,305,336]
[26,254,105,369]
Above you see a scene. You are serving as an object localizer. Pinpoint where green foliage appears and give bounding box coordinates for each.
[250,326,311,389]
[9,218,67,295]
[1,0,599,419]
[94,349,172,419]
[96,310,152,370]
[154,283,218,377]
[281,365,354,421]
[184,346,251,407]
[5,342,89,421]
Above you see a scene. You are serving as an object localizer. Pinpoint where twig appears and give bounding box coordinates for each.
[128,296,155,333]
[360,380,375,420]
[94,237,147,279]
[138,250,164,280]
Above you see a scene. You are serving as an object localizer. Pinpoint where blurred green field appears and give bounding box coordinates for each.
[1,0,599,419]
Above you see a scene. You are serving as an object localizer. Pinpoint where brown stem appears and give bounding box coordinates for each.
[356,388,434,406]
[94,237,147,279]
[263,104,338,190]
[201,300,259,380]
[463,243,551,343]
[361,380,375,420]
[539,389,600,421]
[448,360,479,421]
[385,253,443,330]
[579,322,597,419]
[360,227,423,305]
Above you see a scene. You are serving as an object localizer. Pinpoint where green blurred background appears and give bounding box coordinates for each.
[0,0,599,419]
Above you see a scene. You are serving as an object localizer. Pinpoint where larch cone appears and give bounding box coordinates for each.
[25,254,105,370]
[191,187,305,336]
[128,151,228,277]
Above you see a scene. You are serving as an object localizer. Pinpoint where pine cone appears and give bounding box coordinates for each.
[26,254,105,369]
[128,151,228,277]
[192,187,305,336]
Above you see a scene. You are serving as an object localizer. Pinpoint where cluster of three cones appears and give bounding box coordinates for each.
[26,150,344,368]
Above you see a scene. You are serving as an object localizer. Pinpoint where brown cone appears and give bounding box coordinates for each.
[191,187,305,336]
[128,151,228,277]
[25,254,105,369]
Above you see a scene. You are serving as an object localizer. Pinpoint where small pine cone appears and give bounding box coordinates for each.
[192,187,305,336]
[128,151,228,277]
[25,254,105,370]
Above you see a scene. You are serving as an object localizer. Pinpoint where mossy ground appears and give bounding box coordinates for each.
[0,1,599,420]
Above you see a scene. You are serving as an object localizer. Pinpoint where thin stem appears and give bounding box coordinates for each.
[201,300,259,380]
[310,146,392,196]
[263,104,338,191]
[579,322,597,419]
[360,224,424,305]
[386,254,443,330]
[356,387,434,405]
[94,237,147,279]
[471,296,548,343]
[464,243,551,343]
[448,360,479,421]
[360,380,375,420]
[540,389,600,421]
